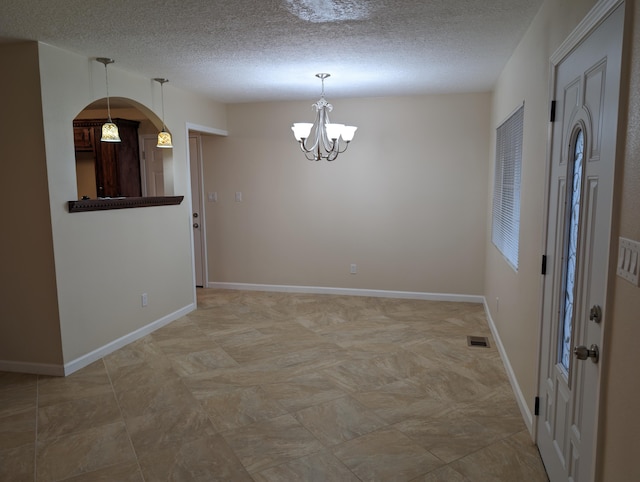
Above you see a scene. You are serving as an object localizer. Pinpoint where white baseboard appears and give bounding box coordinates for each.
[62,303,196,376]
[483,298,534,434]
[207,282,485,304]
[0,360,65,376]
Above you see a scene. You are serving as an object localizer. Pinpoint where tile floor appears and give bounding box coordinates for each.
[0,289,549,481]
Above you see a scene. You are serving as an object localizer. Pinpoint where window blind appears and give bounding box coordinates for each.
[492,104,524,270]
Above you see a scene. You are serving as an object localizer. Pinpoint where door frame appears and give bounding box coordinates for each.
[185,123,228,294]
[189,133,207,288]
[535,0,625,474]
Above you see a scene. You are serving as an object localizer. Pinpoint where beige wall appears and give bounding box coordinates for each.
[201,93,490,295]
[599,1,640,479]
[0,42,63,368]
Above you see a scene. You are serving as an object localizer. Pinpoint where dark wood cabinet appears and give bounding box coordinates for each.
[73,118,142,198]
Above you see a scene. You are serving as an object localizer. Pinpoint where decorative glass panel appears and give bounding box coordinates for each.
[561,129,584,370]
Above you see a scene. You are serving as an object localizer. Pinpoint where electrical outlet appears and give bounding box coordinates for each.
[141,293,148,307]
[350,263,357,274]
[208,192,217,202]
[235,191,242,202]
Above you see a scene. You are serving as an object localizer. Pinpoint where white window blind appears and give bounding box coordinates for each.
[492,104,524,270]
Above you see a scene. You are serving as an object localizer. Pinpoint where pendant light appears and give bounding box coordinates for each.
[96,58,121,142]
[154,78,173,148]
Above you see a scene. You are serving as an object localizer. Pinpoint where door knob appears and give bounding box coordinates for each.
[574,344,599,363]
[193,223,199,229]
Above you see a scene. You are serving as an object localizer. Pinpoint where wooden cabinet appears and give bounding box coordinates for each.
[73,118,142,198]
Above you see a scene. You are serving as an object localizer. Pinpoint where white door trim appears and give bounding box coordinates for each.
[550,0,624,65]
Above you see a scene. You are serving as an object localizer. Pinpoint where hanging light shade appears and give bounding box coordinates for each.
[96,58,121,143]
[291,73,357,161]
[153,78,173,149]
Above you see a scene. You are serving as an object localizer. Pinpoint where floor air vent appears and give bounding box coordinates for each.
[467,336,490,348]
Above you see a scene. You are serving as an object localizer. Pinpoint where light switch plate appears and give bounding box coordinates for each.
[617,237,640,286]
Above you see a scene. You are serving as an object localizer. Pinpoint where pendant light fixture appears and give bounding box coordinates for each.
[291,73,357,161]
[153,78,173,148]
[96,57,121,143]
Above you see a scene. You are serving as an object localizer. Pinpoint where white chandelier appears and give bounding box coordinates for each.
[291,73,357,161]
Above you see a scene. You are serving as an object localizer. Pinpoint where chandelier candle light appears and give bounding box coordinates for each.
[292,73,357,161]
[154,78,173,148]
[96,58,121,142]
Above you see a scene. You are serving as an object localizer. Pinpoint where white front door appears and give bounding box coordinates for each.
[537,2,624,481]
[189,134,206,287]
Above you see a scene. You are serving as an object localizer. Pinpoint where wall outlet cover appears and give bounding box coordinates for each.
[617,237,640,286]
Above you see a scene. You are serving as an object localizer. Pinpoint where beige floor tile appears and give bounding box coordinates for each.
[394,406,502,463]
[154,334,223,357]
[322,349,431,393]
[0,443,34,482]
[138,434,253,481]
[333,428,444,482]
[125,402,216,456]
[260,372,347,412]
[200,385,288,431]
[115,378,200,420]
[37,360,112,407]
[107,358,179,394]
[0,408,35,450]
[61,462,144,481]
[409,365,495,404]
[253,449,360,482]
[36,421,136,482]
[37,392,122,443]
[410,464,470,481]
[103,336,167,371]
[167,346,239,377]
[0,381,37,419]
[294,396,387,446]
[221,414,325,473]
[450,430,549,481]
[352,379,454,424]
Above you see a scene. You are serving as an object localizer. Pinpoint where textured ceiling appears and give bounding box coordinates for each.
[0,0,543,103]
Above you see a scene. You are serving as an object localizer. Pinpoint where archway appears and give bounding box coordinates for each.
[72,97,174,199]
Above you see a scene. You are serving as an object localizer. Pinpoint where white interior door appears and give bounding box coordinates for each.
[537,3,624,481]
[141,136,165,196]
[189,134,206,287]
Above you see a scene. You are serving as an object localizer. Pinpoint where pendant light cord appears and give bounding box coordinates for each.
[103,63,113,122]
[161,83,166,131]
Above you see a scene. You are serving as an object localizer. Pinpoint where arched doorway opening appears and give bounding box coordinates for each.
[72,97,174,199]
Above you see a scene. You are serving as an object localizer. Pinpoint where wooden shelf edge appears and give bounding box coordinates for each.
[68,196,184,213]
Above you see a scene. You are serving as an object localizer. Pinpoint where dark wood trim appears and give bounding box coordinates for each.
[68,196,184,213]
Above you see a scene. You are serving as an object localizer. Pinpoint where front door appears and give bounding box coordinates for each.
[537,2,624,481]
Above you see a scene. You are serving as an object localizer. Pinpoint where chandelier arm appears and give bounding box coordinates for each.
[336,141,351,154]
